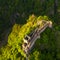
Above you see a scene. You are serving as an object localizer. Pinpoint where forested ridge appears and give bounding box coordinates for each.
[0,0,60,60]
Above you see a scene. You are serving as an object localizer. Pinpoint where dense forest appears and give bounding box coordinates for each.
[0,0,60,60]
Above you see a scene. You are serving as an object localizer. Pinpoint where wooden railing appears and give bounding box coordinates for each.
[22,20,52,54]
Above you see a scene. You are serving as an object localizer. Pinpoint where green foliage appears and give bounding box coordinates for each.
[41,33,49,44]
[29,50,40,60]
[0,15,50,60]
